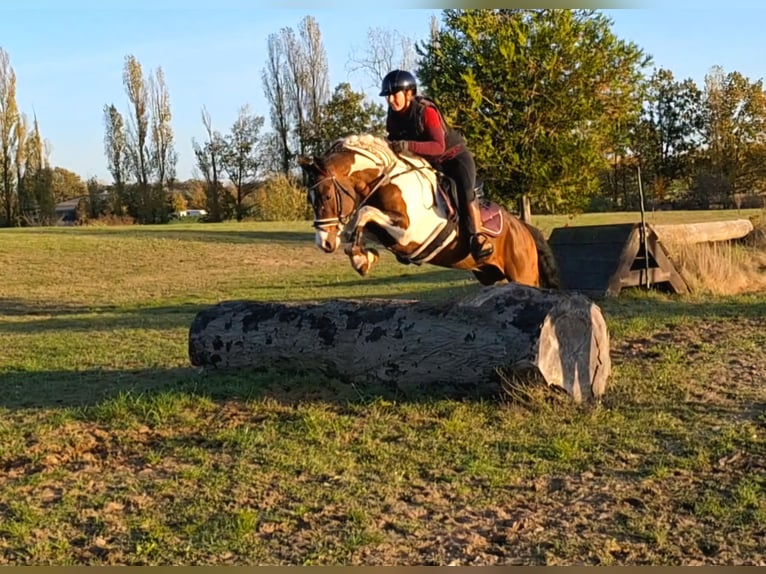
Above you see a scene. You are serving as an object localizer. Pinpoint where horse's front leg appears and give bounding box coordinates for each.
[343,226,379,276]
[343,206,406,276]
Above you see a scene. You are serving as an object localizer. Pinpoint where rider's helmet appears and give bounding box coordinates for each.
[379,70,418,97]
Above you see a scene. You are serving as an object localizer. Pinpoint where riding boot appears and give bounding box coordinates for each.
[466,200,493,260]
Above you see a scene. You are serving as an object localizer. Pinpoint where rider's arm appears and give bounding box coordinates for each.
[406,107,446,157]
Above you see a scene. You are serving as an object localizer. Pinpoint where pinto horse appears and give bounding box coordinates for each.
[299,134,561,289]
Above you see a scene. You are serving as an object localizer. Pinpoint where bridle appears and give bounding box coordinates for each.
[307,174,357,231]
[308,168,394,231]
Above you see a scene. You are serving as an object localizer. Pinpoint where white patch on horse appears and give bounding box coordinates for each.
[339,134,452,252]
[315,228,340,252]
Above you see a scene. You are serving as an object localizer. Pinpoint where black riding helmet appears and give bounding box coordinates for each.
[379,70,417,96]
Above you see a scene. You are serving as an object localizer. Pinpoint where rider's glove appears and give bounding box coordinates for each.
[389,140,409,154]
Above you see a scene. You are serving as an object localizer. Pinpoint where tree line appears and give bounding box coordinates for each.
[1,9,765,227]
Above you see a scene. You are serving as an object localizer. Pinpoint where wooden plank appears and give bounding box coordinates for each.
[607,228,641,296]
[620,268,672,287]
[651,220,754,245]
[548,223,637,247]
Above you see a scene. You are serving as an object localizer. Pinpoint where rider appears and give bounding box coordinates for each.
[379,69,493,261]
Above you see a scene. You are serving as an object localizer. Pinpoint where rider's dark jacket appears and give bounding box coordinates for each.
[386,96,466,166]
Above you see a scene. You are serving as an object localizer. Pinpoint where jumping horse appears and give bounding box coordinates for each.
[298,134,561,289]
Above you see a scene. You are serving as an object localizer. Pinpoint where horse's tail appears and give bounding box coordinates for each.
[524,222,563,290]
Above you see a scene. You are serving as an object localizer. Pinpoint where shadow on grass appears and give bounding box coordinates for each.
[0,273,478,335]
[0,301,208,333]
[0,365,504,410]
[24,227,316,245]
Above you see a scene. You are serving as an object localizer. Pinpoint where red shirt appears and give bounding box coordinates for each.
[388,105,446,162]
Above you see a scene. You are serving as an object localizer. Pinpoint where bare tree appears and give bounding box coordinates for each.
[346,27,420,90]
[299,15,330,157]
[281,17,331,163]
[192,106,225,222]
[262,33,291,175]
[0,48,19,226]
[282,27,307,160]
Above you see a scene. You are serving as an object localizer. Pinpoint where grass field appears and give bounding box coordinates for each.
[0,210,764,565]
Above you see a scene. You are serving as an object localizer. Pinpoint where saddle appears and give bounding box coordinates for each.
[436,174,504,237]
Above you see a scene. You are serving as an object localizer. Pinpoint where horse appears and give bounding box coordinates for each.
[298,134,561,289]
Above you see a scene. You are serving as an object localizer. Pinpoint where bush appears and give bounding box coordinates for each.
[253,174,312,221]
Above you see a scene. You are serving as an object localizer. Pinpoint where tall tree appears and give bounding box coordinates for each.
[262,33,291,175]
[700,65,766,203]
[280,16,330,166]
[149,66,176,190]
[0,48,19,226]
[14,112,28,220]
[221,104,265,221]
[299,16,330,158]
[103,103,130,214]
[417,9,651,216]
[23,116,54,224]
[123,54,152,220]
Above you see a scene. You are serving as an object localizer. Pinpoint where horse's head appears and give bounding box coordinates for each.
[298,154,358,253]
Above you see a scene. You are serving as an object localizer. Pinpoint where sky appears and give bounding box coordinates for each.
[1,0,764,183]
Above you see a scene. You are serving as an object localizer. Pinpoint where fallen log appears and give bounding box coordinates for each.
[188,283,611,403]
[652,219,754,245]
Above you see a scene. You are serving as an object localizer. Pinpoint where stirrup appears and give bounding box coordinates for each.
[470,233,494,260]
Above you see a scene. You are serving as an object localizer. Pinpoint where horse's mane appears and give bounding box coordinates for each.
[331,133,431,171]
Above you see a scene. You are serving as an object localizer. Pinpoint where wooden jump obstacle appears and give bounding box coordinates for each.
[548,219,754,298]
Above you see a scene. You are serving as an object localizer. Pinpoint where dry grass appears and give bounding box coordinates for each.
[666,218,766,296]
[673,241,766,295]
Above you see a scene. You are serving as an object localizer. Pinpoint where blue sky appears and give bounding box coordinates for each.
[1,1,764,183]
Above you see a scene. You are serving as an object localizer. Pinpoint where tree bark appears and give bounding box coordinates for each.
[652,219,753,246]
[188,283,611,403]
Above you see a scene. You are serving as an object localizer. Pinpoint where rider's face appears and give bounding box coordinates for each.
[387,90,410,113]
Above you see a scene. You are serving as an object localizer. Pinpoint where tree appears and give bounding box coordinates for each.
[22,115,53,225]
[346,26,420,91]
[632,68,703,205]
[149,66,177,190]
[103,103,130,214]
[316,83,386,149]
[123,54,152,222]
[221,104,265,221]
[699,65,766,205]
[192,106,225,222]
[262,33,291,175]
[50,167,87,202]
[14,112,28,219]
[417,9,651,216]
[0,47,19,226]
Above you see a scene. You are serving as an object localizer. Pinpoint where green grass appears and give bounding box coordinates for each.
[0,214,765,565]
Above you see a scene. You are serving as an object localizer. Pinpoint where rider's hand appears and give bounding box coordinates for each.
[388,140,409,154]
